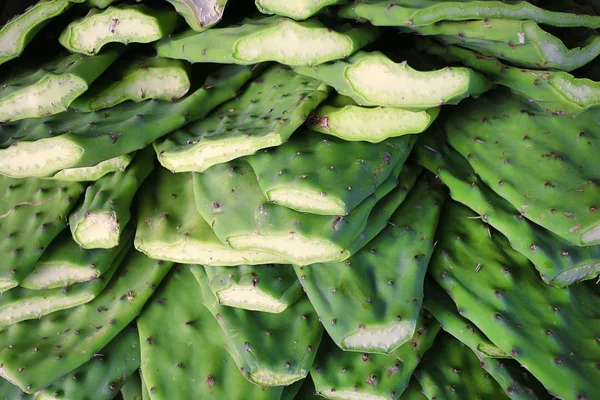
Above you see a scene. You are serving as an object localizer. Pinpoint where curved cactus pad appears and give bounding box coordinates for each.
[165,0,228,32]
[120,370,143,400]
[47,154,134,182]
[192,265,324,387]
[0,64,254,178]
[256,0,348,20]
[294,51,491,111]
[155,16,379,66]
[59,4,179,55]
[155,65,329,173]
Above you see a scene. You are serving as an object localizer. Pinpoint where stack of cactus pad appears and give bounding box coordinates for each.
[0,0,599,399]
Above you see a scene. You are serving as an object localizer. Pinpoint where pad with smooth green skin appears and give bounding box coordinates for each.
[0,64,255,178]
[310,314,440,400]
[155,16,379,66]
[165,0,228,32]
[0,49,120,122]
[21,228,133,290]
[203,264,303,313]
[428,201,600,400]
[0,176,84,292]
[71,56,191,112]
[35,325,140,400]
[294,51,492,111]
[59,4,179,55]
[134,168,289,266]
[308,95,439,142]
[154,65,330,173]
[421,38,600,115]
[256,0,348,20]
[399,379,427,400]
[48,154,134,182]
[193,159,401,265]
[0,0,82,66]
[338,0,600,29]
[191,265,324,387]
[121,370,143,400]
[414,128,600,287]
[0,251,173,394]
[69,147,154,249]
[138,266,286,400]
[445,90,600,246]
[246,127,414,215]
[0,378,33,399]
[407,18,600,71]
[296,176,446,354]
[85,0,119,8]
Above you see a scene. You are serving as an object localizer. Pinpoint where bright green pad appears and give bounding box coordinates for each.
[203,264,303,313]
[35,326,141,400]
[338,0,600,28]
[422,39,600,115]
[85,0,119,8]
[71,56,191,112]
[69,148,154,249]
[48,154,134,182]
[154,65,330,173]
[415,333,508,400]
[121,370,143,400]
[59,4,179,55]
[294,51,491,111]
[409,18,600,71]
[0,251,173,393]
[0,0,81,66]
[428,201,600,400]
[165,0,227,32]
[424,284,550,399]
[192,159,401,265]
[0,50,120,122]
[134,168,288,266]
[138,266,286,399]
[445,90,600,246]
[0,176,84,291]
[0,64,254,178]
[310,314,440,400]
[155,16,378,66]
[414,129,600,287]
[246,127,415,215]
[256,0,348,20]
[21,228,132,289]
[308,95,439,142]
[191,265,323,387]
[295,176,446,354]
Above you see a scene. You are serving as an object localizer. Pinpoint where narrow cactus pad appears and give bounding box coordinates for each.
[0,176,84,291]
[69,148,154,249]
[294,51,491,111]
[138,266,286,399]
[246,127,415,215]
[155,16,378,66]
[191,265,324,387]
[0,251,173,393]
[0,64,254,178]
[120,370,143,400]
[296,176,446,354]
[409,18,600,71]
[414,129,600,286]
[310,314,440,400]
[445,90,600,246]
[415,333,508,400]
[338,0,600,29]
[0,49,120,122]
[71,56,191,112]
[48,154,134,182]
[134,168,288,266]
[203,264,304,313]
[165,0,228,32]
[59,4,179,55]
[308,95,439,142]
[192,159,402,265]
[256,0,348,20]
[155,65,330,173]
[428,201,600,399]
[422,39,600,115]
[35,325,141,400]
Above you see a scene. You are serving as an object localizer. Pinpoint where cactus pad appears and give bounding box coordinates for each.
[48,154,134,182]
[165,0,228,32]
[256,0,348,20]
